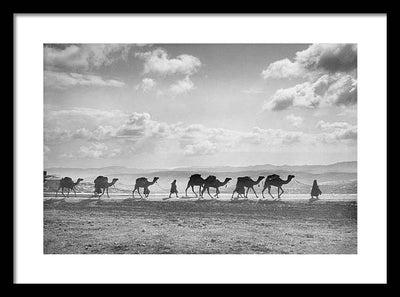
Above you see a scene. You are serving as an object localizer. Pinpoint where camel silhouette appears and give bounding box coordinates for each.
[93,176,119,198]
[201,176,232,198]
[261,174,295,199]
[132,177,159,199]
[185,174,206,197]
[231,176,264,199]
[55,177,83,198]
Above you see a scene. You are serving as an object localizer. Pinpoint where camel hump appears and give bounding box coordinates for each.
[267,174,280,180]
[94,176,107,184]
[205,175,217,183]
[190,174,202,179]
[62,177,73,182]
[136,177,147,183]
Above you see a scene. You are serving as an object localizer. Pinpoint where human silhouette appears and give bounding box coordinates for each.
[169,180,179,198]
[310,180,322,200]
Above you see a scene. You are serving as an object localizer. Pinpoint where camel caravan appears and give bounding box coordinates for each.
[47,171,296,201]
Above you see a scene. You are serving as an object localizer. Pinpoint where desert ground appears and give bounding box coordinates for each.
[44,195,357,254]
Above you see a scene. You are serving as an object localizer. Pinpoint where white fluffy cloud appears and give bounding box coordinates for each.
[316,120,357,142]
[183,140,219,156]
[286,114,303,127]
[168,76,195,95]
[44,70,125,89]
[45,108,357,161]
[78,143,121,159]
[262,44,357,79]
[264,73,357,111]
[262,44,357,112]
[44,44,131,72]
[135,48,201,76]
[135,78,156,92]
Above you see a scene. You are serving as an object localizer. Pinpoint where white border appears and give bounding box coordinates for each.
[15,14,387,284]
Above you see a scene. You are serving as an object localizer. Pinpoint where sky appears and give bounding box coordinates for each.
[44,43,357,169]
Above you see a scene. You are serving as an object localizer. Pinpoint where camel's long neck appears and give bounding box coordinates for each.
[220,179,230,186]
[283,176,293,184]
[74,180,81,186]
[109,180,117,187]
[148,179,157,186]
[254,178,263,185]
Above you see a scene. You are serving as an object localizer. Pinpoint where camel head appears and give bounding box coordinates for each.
[225,177,232,182]
[111,178,119,184]
[257,176,265,182]
[288,175,295,181]
[76,178,84,184]
[153,177,160,183]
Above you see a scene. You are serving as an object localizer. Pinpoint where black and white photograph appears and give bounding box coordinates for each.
[43,43,358,255]
[14,14,387,284]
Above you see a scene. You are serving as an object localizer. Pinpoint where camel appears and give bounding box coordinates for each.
[93,176,119,198]
[185,174,206,197]
[231,176,264,199]
[55,177,83,198]
[262,174,295,200]
[243,176,265,198]
[231,177,247,199]
[132,177,159,199]
[201,176,232,198]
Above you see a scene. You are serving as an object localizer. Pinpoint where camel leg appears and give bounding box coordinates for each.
[61,188,66,198]
[185,183,191,197]
[201,186,206,197]
[245,187,250,199]
[99,188,104,198]
[262,186,266,199]
[137,188,144,199]
[278,187,284,199]
[251,187,258,198]
[268,187,275,199]
[191,185,198,197]
[231,189,237,199]
[73,188,77,197]
[66,189,70,198]
[206,187,213,198]
[106,187,109,198]
[215,188,219,198]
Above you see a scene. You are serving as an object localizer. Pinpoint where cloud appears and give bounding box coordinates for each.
[44,70,125,89]
[262,44,357,79]
[135,48,201,76]
[44,44,131,72]
[264,80,321,111]
[296,43,357,74]
[45,108,356,162]
[285,114,303,127]
[183,140,219,156]
[78,143,121,159]
[168,76,195,95]
[316,120,357,142]
[262,58,303,79]
[264,73,357,111]
[135,78,156,92]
